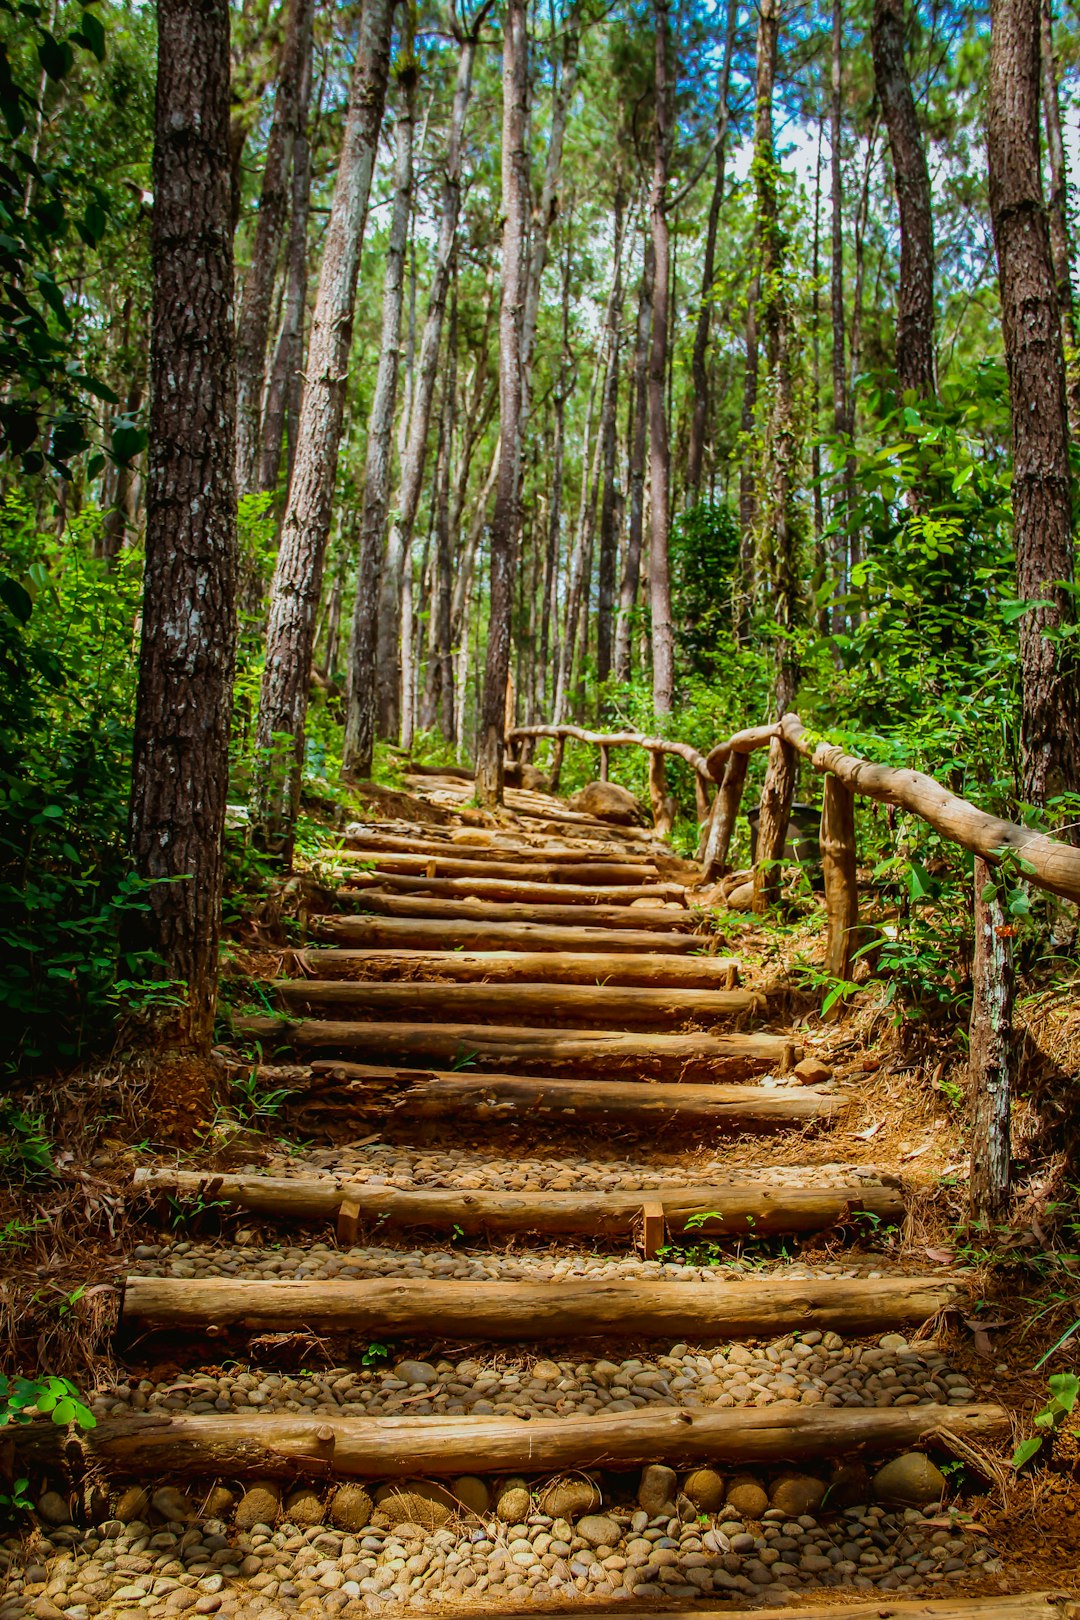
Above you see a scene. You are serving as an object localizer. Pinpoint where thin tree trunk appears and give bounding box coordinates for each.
[736,265,760,627]
[234,0,314,495]
[596,188,627,690]
[811,120,826,632]
[615,232,653,681]
[554,359,600,723]
[872,0,936,400]
[342,48,417,777]
[542,247,572,711]
[252,0,394,857]
[477,0,529,804]
[988,0,1080,804]
[426,290,456,739]
[686,0,737,503]
[128,0,237,1051]
[648,0,674,716]
[830,0,854,611]
[1039,0,1080,435]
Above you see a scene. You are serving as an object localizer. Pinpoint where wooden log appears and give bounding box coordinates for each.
[752,734,798,913]
[599,743,610,781]
[342,830,654,864]
[133,1168,902,1236]
[821,773,858,987]
[232,1016,799,1079]
[510,722,714,783]
[699,750,749,881]
[693,769,712,824]
[303,1064,844,1130]
[648,749,676,839]
[311,914,705,954]
[781,711,1080,905]
[968,856,1015,1224]
[346,871,687,906]
[123,1272,964,1340]
[14,1400,1008,1482]
[330,892,698,933]
[704,723,780,779]
[341,851,661,885]
[549,734,565,790]
[272,978,762,1027]
[296,947,741,988]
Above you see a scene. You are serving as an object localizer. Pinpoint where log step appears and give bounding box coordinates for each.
[313,913,705,952]
[343,851,661,884]
[297,1063,844,1130]
[347,871,688,906]
[329,891,698,931]
[343,829,658,865]
[271,978,762,1027]
[232,1016,799,1079]
[122,1273,964,1339]
[134,1167,903,1238]
[296,947,742,988]
[14,1400,1007,1481]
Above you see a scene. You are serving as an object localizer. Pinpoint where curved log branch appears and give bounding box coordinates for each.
[510,722,713,782]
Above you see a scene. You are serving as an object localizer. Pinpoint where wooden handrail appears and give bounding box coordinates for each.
[509,723,714,783]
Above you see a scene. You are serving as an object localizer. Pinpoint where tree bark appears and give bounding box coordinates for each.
[425,287,456,739]
[252,0,394,857]
[686,0,737,503]
[341,50,416,777]
[699,749,748,881]
[968,856,1014,1225]
[615,233,653,681]
[1040,0,1080,435]
[820,773,858,984]
[751,734,798,913]
[647,0,674,715]
[872,0,936,400]
[127,0,236,1052]
[476,0,529,805]
[987,0,1080,806]
[596,184,626,688]
[233,0,314,496]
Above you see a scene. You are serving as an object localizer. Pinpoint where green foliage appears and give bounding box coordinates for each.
[1011,1372,1079,1470]
[0,1100,53,1180]
[671,500,741,676]
[0,1372,96,1430]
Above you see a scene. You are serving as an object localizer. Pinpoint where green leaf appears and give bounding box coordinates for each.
[0,575,33,624]
[77,9,106,57]
[111,421,147,464]
[37,30,74,79]
[1048,1372,1080,1414]
[1011,1435,1043,1469]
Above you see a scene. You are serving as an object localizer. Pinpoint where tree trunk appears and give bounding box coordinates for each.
[341,52,416,777]
[615,233,653,681]
[127,0,237,1051]
[596,186,626,691]
[736,266,760,623]
[647,0,674,716]
[686,0,737,503]
[968,856,1014,1225]
[252,0,394,857]
[1039,0,1080,436]
[233,0,314,496]
[830,0,854,614]
[987,0,1080,805]
[872,0,936,400]
[426,288,456,739]
[476,0,529,806]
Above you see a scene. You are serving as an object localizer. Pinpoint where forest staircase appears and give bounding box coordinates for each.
[10,776,1046,1620]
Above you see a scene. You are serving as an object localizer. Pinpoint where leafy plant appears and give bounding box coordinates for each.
[0,1102,53,1181]
[0,1373,96,1430]
[1011,1372,1079,1469]
[0,1476,33,1516]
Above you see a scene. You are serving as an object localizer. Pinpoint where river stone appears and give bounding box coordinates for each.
[284,1488,325,1526]
[538,1478,601,1519]
[725,1476,768,1519]
[872,1453,947,1506]
[568,783,643,826]
[576,1514,620,1548]
[374,1480,455,1529]
[152,1486,198,1524]
[450,1475,490,1516]
[235,1482,282,1529]
[394,1360,438,1386]
[495,1482,532,1523]
[36,1491,72,1527]
[682,1469,726,1512]
[793,1056,832,1085]
[114,1486,150,1524]
[202,1486,235,1520]
[329,1484,373,1532]
[769,1473,826,1516]
[637,1465,677,1516]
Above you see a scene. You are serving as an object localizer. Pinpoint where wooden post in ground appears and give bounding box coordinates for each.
[820,774,858,1003]
[699,750,749,880]
[968,856,1014,1225]
[752,735,797,912]
[599,743,610,781]
[648,749,675,839]
[549,734,565,790]
[694,770,712,825]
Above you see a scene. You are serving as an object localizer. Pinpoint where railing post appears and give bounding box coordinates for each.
[694,770,712,824]
[968,856,1014,1225]
[752,735,797,913]
[820,773,858,994]
[599,744,610,782]
[648,749,675,839]
[698,752,748,880]
[549,734,565,792]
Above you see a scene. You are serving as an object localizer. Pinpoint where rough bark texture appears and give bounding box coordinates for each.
[700,749,748,881]
[476,0,528,805]
[987,0,1080,806]
[820,773,858,983]
[1040,0,1080,434]
[615,236,654,680]
[233,0,314,496]
[647,0,675,715]
[596,185,625,687]
[968,857,1014,1224]
[751,735,798,913]
[127,0,237,1051]
[872,0,936,400]
[252,0,393,856]
[342,55,416,776]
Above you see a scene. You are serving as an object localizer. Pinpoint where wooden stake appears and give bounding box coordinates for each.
[968,856,1014,1225]
[752,734,798,912]
[699,751,749,880]
[641,1198,666,1258]
[599,743,610,781]
[820,773,858,990]
[336,1194,360,1247]
[648,749,675,839]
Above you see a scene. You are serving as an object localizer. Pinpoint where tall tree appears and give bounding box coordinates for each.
[987,0,1080,804]
[233,0,314,496]
[1039,0,1080,435]
[252,0,394,854]
[872,0,936,400]
[342,32,417,777]
[614,232,653,680]
[128,0,237,1051]
[476,0,528,803]
[647,0,675,716]
[595,184,625,688]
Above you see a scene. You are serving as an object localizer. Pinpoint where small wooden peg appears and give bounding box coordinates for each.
[641,1198,665,1260]
[337,1193,360,1248]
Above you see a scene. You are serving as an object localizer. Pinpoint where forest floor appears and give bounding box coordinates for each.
[2,774,1080,1619]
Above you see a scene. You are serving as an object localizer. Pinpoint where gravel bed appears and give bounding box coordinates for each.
[0,1501,1002,1619]
[92,1332,987,1420]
